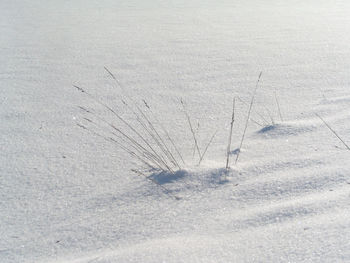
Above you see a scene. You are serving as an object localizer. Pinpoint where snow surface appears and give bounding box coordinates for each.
[1,0,350,262]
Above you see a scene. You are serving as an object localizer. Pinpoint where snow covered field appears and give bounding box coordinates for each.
[1,0,350,262]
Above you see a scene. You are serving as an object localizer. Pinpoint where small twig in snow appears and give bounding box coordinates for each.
[316,113,350,151]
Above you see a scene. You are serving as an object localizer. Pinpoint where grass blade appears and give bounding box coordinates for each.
[316,113,350,150]
[226,97,236,169]
[275,90,283,122]
[198,130,218,165]
[235,71,263,165]
[181,98,202,161]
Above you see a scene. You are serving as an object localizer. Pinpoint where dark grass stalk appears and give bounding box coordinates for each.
[160,124,186,166]
[274,91,283,122]
[181,98,202,161]
[250,118,264,127]
[104,67,180,170]
[263,105,275,125]
[79,115,167,171]
[120,98,173,167]
[164,129,186,165]
[73,85,173,173]
[315,113,350,150]
[104,66,123,88]
[157,121,186,166]
[142,99,186,166]
[75,86,172,172]
[78,106,169,171]
[120,99,177,171]
[131,169,181,200]
[198,130,218,165]
[235,71,263,165]
[122,100,179,170]
[226,97,236,169]
[134,103,181,170]
[79,108,164,170]
[192,122,200,158]
[236,96,267,126]
[76,123,158,170]
[80,76,173,172]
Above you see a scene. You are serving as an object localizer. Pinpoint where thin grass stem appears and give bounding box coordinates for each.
[226,97,235,169]
[274,91,283,122]
[76,123,157,170]
[316,113,350,150]
[236,96,268,126]
[79,116,166,171]
[142,99,186,166]
[73,85,173,173]
[198,130,218,165]
[235,71,263,165]
[181,98,202,161]
[103,67,179,170]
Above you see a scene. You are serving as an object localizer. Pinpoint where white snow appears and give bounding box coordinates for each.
[1,0,350,262]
